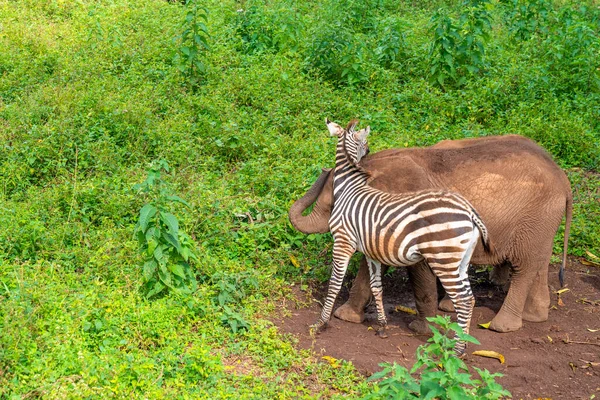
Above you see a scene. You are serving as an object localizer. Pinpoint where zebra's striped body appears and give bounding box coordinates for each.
[313,119,492,354]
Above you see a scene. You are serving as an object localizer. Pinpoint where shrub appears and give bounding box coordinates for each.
[173,0,211,87]
[306,24,371,87]
[233,4,302,54]
[429,0,492,87]
[363,316,510,400]
[133,160,198,298]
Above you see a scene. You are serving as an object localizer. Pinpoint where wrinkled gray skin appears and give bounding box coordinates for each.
[289,135,572,333]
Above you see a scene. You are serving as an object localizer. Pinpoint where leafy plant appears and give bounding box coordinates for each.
[363,316,510,399]
[542,8,600,95]
[211,271,258,333]
[233,5,302,54]
[307,25,371,87]
[211,271,260,307]
[375,17,407,69]
[429,0,492,87]
[173,0,210,86]
[220,305,250,333]
[133,160,198,298]
[502,0,551,42]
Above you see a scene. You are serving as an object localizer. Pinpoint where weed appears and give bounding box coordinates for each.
[173,0,210,87]
[363,316,510,399]
[503,0,551,41]
[233,5,302,54]
[133,160,198,298]
[0,0,599,396]
[429,0,492,87]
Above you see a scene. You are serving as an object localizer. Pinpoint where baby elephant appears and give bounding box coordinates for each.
[312,119,493,355]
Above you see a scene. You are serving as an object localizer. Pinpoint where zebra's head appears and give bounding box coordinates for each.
[325,118,370,166]
[347,124,370,165]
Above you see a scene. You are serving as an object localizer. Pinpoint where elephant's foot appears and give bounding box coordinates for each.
[522,301,549,322]
[438,296,455,313]
[333,303,365,324]
[408,318,431,335]
[522,272,550,322]
[488,311,523,333]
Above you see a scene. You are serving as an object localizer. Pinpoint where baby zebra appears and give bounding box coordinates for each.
[312,119,493,355]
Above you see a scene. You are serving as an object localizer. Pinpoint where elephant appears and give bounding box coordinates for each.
[289,134,572,333]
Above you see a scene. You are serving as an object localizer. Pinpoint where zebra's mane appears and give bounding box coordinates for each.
[341,120,371,178]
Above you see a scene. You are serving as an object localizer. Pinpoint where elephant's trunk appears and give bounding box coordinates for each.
[288,168,332,234]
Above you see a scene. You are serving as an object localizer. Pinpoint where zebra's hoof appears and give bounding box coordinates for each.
[309,322,327,335]
[376,327,388,339]
[453,345,467,358]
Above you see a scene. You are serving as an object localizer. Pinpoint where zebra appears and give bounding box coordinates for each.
[311,118,493,355]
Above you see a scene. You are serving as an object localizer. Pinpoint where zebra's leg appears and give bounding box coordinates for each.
[427,233,478,355]
[366,257,388,338]
[430,263,475,356]
[311,243,354,333]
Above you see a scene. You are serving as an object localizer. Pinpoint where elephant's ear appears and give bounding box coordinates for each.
[325,118,344,137]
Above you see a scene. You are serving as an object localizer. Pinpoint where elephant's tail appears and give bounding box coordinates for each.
[559,194,573,288]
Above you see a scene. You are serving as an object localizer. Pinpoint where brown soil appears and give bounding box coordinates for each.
[275,258,600,399]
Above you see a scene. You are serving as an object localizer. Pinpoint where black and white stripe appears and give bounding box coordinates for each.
[312,119,492,355]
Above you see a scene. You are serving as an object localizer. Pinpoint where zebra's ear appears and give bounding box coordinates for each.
[354,126,370,142]
[325,118,344,137]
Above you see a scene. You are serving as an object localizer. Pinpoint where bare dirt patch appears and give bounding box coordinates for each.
[275,259,600,399]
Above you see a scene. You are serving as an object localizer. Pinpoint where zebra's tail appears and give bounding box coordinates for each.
[471,210,493,254]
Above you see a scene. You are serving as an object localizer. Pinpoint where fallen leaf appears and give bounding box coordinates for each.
[472,350,505,364]
[367,326,373,331]
[558,297,565,306]
[547,336,553,343]
[394,305,417,315]
[585,250,599,260]
[581,259,600,268]
[321,356,340,368]
[569,362,577,372]
[579,359,600,368]
[587,328,600,333]
[289,255,300,268]
[556,288,570,295]
[577,298,600,306]
[478,322,491,329]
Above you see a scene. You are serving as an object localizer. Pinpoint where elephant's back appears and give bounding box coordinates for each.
[361,135,571,265]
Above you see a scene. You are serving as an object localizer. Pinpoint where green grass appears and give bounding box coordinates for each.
[0,0,598,397]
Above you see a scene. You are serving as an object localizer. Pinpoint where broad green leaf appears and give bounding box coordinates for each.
[161,212,179,237]
[138,204,157,232]
[146,281,165,298]
[447,385,468,400]
[147,238,158,257]
[148,239,159,258]
[170,263,186,279]
[166,195,190,207]
[162,232,182,254]
[143,260,157,281]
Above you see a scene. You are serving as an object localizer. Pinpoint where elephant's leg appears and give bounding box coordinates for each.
[489,262,511,288]
[407,262,439,334]
[438,293,455,313]
[489,256,549,333]
[440,262,512,313]
[522,262,550,322]
[333,257,371,323]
